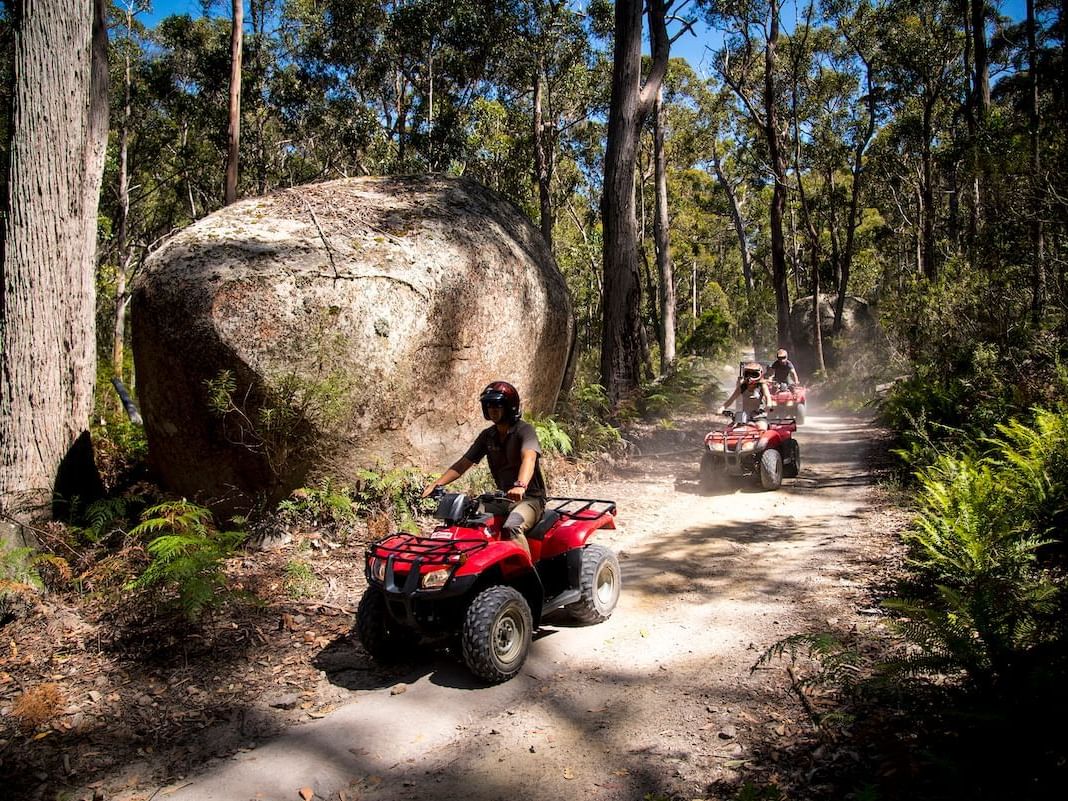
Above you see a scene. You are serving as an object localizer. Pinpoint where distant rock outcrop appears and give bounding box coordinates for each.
[789,294,875,373]
[131,176,572,510]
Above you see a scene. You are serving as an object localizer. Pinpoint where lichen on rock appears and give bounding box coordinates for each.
[131,176,572,511]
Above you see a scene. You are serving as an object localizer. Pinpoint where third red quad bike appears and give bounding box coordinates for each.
[357,489,620,683]
[700,410,801,492]
[768,382,807,424]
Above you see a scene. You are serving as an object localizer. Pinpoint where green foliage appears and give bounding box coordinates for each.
[986,408,1068,540]
[352,467,428,534]
[0,546,46,594]
[638,356,714,419]
[557,381,624,457]
[884,412,1066,690]
[74,496,137,543]
[732,783,786,801]
[127,500,245,621]
[206,367,352,477]
[527,415,573,457]
[283,559,321,600]
[754,632,864,696]
[275,478,359,536]
[680,307,733,360]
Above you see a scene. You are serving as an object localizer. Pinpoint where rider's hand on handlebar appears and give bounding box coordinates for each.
[421,481,441,498]
[506,484,526,502]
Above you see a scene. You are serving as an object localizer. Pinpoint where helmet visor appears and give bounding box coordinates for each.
[743,368,761,379]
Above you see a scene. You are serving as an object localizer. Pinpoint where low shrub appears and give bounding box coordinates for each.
[126,500,245,621]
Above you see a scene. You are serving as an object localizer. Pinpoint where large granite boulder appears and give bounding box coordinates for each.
[131,176,572,510]
[789,294,875,374]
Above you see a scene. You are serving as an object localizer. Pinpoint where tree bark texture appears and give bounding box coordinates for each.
[113,4,133,381]
[764,0,791,351]
[1,0,109,518]
[225,0,243,205]
[711,141,758,356]
[921,98,937,279]
[653,86,675,374]
[533,59,554,248]
[1027,0,1044,323]
[600,0,669,403]
[834,53,877,334]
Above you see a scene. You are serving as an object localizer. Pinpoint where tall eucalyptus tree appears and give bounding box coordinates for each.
[1,0,109,519]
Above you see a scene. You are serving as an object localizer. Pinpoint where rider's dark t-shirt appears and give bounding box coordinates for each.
[463,420,547,498]
[768,358,796,383]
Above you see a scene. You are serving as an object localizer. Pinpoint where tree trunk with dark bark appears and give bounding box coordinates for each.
[653,87,675,374]
[921,98,937,279]
[533,59,554,248]
[765,0,791,350]
[600,0,670,403]
[1027,0,1045,323]
[1,0,109,519]
[711,140,758,356]
[834,54,877,334]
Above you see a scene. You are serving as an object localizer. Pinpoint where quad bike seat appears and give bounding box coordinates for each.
[525,510,562,541]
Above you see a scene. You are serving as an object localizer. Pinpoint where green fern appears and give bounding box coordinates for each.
[1,545,45,593]
[353,467,426,533]
[886,410,1064,689]
[127,500,244,621]
[527,415,574,456]
[754,632,864,693]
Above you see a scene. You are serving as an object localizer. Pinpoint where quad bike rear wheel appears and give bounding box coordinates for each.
[699,451,727,493]
[462,586,533,683]
[356,587,418,662]
[568,544,621,624]
[759,448,784,490]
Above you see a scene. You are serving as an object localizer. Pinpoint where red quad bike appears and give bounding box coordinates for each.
[357,490,620,684]
[768,382,808,424]
[699,410,801,492]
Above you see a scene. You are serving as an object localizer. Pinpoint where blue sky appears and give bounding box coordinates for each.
[143,0,1032,76]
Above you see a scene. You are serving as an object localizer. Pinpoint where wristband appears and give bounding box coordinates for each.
[513,480,527,488]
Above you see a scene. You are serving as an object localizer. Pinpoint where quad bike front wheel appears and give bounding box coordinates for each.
[356,587,418,662]
[462,586,533,683]
[568,544,621,624]
[759,448,784,490]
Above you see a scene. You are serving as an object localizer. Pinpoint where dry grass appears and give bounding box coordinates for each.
[11,683,66,732]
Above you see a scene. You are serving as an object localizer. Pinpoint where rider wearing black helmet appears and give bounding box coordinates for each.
[421,381,546,558]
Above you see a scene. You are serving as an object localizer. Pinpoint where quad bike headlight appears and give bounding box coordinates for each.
[421,567,451,589]
[739,439,757,452]
[370,557,386,583]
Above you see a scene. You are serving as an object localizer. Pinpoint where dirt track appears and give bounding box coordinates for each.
[157,398,895,801]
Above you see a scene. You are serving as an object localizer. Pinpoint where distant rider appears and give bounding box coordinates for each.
[721,362,773,431]
[421,381,545,559]
[767,348,800,389]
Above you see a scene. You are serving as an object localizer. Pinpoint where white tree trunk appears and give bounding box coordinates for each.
[1,0,108,519]
[225,0,243,204]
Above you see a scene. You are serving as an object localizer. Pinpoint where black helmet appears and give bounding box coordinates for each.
[479,381,521,423]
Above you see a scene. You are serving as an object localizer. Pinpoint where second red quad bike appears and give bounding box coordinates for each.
[358,489,620,683]
[700,410,801,491]
[768,382,807,423]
